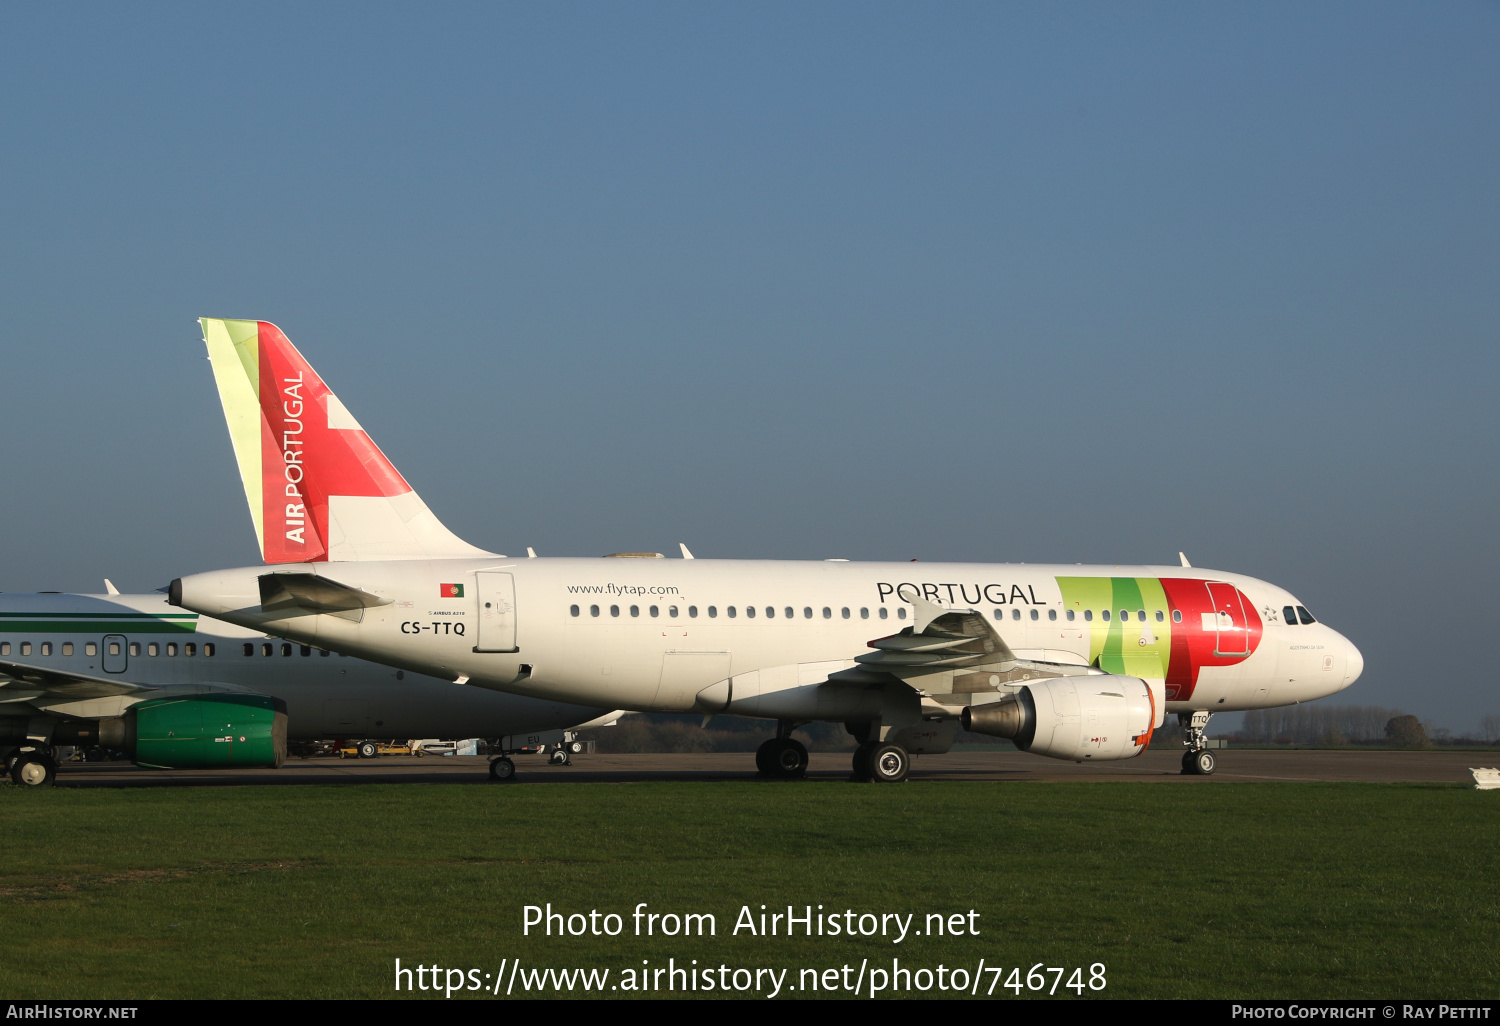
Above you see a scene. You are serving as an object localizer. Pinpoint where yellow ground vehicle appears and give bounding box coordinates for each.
[337,740,414,759]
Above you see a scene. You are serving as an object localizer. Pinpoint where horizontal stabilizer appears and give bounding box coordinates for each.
[258,572,391,621]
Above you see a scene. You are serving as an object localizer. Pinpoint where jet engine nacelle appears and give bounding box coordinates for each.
[961,676,1157,761]
[86,694,287,769]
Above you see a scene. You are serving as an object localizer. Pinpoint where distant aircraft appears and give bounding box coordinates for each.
[173,319,1363,783]
[0,589,617,786]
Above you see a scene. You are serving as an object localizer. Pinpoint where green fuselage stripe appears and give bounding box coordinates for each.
[0,622,198,634]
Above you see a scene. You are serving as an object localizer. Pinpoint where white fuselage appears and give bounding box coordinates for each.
[174,557,1363,725]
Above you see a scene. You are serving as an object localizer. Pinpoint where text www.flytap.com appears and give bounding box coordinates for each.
[396,959,1106,998]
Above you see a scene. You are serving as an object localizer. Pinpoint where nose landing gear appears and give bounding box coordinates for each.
[1180,711,1216,775]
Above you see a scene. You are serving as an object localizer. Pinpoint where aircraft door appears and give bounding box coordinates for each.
[102,634,128,673]
[1204,582,1251,657]
[475,572,518,653]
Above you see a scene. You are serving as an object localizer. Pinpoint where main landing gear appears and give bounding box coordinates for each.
[8,744,58,787]
[488,757,516,782]
[1180,711,1216,776]
[755,736,809,779]
[851,741,910,783]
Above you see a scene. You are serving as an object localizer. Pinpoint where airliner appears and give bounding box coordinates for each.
[171,319,1364,783]
[0,587,617,786]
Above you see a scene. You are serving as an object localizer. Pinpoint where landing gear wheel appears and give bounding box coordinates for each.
[769,738,807,779]
[1191,749,1216,776]
[488,757,516,781]
[754,738,777,777]
[548,749,568,766]
[357,741,378,759]
[868,743,910,783]
[11,752,57,787]
[568,741,584,755]
[1180,750,1195,774]
[851,741,877,782]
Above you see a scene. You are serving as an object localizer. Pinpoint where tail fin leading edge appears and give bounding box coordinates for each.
[200,318,495,563]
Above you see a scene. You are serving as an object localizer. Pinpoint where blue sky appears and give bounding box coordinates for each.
[1,3,1496,729]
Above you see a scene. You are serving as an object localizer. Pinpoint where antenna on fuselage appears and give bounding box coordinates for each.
[680,543,695,559]
[104,579,120,595]
[1179,552,1192,568]
[526,547,537,558]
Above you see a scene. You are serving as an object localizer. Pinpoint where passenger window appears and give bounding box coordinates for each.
[728,606,737,618]
[1283,605,1297,625]
[167,643,178,656]
[803,607,813,619]
[300,645,311,656]
[860,608,869,619]
[650,605,659,617]
[19,642,30,656]
[879,607,888,619]
[1155,610,1164,622]
[629,605,639,617]
[766,607,775,618]
[62,642,74,656]
[841,608,850,619]
[744,606,753,618]
[610,605,620,617]
[130,642,141,656]
[689,606,698,618]
[1083,610,1093,622]
[148,642,160,657]
[1137,610,1146,622]
[708,606,718,618]
[897,608,907,620]
[1030,609,1039,621]
[318,648,328,657]
[263,643,273,656]
[1048,609,1057,621]
[785,607,794,619]
[86,642,97,656]
[570,604,580,617]
[670,606,680,618]
[1120,610,1129,621]
[1011,608,1021,621]
[243,643,254,656]
[1066,610,1075,622]
[281,643,292,657]
[186,643,197,657]
[819,607,829,619]
[40,642,52,656]
[1102,610,1111,622]
[993,609,1004,620]
[0,642,9,655]
[204,644,216,657]
[1297,606,1316,625]
[590,604,600,617]
[1172,610,1182,623]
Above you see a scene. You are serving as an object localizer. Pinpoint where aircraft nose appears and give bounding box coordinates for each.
[1343,638,1364,687]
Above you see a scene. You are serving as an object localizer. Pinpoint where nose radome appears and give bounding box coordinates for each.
[1343,638,1364,687]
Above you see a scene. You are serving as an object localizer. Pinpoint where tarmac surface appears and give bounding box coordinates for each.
[45,747,1497,787]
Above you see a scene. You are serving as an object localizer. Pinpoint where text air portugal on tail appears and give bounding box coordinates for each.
[201,318,492,564]
[176,319,1365,782]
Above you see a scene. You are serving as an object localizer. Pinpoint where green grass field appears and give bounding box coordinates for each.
[2,780,1496,1000]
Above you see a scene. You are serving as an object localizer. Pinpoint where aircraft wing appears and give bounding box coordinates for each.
[0,659,160,702]
[838,595,1095,695]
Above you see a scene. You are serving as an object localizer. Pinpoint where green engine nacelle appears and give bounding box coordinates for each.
[127,694,287,770]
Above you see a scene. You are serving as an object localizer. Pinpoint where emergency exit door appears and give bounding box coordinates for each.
[474,572,518,653]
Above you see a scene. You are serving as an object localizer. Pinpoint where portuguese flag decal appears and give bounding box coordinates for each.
[440,583,465,598]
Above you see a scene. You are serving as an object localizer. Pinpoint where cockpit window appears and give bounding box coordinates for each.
[1283,605,1297,625]
[1296,605,1316,625]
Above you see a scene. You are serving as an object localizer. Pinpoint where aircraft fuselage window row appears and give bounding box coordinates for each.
[0,640,216,657]
[569,604,912,621]
[240,642,336,657]
[563,602,1311,629]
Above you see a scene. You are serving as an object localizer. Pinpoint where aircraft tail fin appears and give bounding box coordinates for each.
[199,318,495,563]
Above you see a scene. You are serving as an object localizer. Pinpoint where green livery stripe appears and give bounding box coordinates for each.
[0,612,198,620]
[0,621,198,634]
[1055,576,1171,678]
